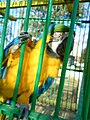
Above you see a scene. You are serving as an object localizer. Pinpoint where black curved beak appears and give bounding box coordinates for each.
[46,35,74,61]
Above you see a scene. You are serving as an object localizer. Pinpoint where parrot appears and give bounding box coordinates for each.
[0,9,17,21]
[0,23,75,119]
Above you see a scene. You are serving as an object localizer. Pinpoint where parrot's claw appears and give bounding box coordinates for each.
[11,32,32,53]
[17,103,29,120]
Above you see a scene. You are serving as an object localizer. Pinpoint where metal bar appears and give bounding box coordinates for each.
[31,0,54,111]
[54,0,79,118]
[0,9,17,21]
[83,24,90,120]
[82,20,90,23]
[0,0,10,78]
[76,4,90,119]
[9,1,32,119]
[88,104,90,120]
[0,16,87,25]
[75,74,84,120]
[11,0,32,108]
[81,3,90,120]
[0,0,89,9]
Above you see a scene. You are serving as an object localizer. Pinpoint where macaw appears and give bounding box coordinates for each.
[0,23,75,119]
[0,9,17,21]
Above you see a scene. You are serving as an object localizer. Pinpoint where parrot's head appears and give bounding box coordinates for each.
[46,23,75,61]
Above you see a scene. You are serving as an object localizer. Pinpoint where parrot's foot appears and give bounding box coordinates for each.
[17,103,29,120]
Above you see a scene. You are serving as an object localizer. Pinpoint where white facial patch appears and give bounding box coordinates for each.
[48,32,69,55]
[50,41,61,55]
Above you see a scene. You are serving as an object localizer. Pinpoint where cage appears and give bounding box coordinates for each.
[0,0,90,120]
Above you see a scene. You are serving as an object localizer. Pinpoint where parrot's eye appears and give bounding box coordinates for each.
[52,32,68,42]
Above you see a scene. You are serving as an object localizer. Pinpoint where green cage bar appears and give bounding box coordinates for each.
[54,0,79,118]
[31,0,54,112]
[76,21,90,120]
[0,0,33,120]
[11,0,32,107]
[82,24,90,120]
[0,0,10,78]
[9,2,32,117]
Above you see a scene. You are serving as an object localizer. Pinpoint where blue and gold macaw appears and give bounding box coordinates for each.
[0,23,75,119]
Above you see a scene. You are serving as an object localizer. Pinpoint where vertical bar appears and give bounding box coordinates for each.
[11,0,32,107]
[9,1,32,120]
[82,3,90,118]
[83,25,90,120]
[54,0,79,118]
[76,28,90,120]
[54,81,56,94]
[31,0,54,111]
[0,0,10,78]
[88,104,90,120]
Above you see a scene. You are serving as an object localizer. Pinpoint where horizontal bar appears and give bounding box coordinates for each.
[29,111,65,120]
[65,68,83,72]
[0,104,19,115]
[82,20,90,23]
[0,0,89,9]
[0,16,85,25]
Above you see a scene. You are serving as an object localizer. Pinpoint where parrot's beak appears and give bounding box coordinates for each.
[46,31,74,61]
[56,37,68,56]
[46,32,69,59]
[46,37,67,59]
